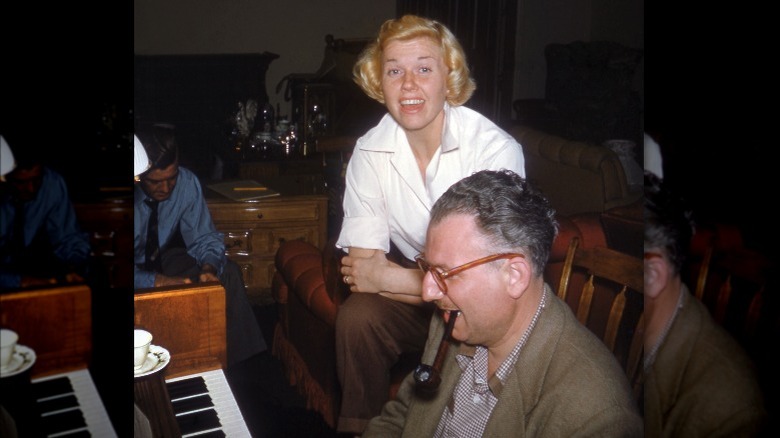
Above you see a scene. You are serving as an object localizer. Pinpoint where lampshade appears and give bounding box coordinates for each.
[134,134,151,177]
[0,135,15,178]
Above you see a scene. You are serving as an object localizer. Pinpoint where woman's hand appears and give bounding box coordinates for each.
[340,249,389,293]
[340,248,425,304]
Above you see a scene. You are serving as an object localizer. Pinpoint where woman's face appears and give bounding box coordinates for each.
[381,37,449,135]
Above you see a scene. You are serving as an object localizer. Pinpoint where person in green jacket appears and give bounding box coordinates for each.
[364,169,642,437]
[643,171,766,436]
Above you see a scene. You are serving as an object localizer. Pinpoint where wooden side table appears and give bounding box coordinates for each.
[205,175,328,304]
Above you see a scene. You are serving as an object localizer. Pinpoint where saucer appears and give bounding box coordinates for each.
[134,344,170,378]
[0,345,36,378]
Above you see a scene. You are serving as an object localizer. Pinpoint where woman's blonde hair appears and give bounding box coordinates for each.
[353,14,476,106]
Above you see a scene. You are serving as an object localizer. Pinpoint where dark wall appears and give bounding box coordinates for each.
[134,53,279,177]
[1,5,133,201]
[646,5,775,257]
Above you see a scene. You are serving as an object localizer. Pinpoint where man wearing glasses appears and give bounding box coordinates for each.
[134,124,266,367]
[643,171,766,436]
[364,170,642,436]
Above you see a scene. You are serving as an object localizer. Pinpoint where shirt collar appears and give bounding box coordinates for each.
[358,102,459,153]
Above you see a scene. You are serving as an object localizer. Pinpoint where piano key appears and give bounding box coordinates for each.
[177,408,222,435]
[167,376,209,400]
[32,368,117,438]
[41,409,87,436]
[172,393,216,414]
[38,394,80,414]
[167,368,251,437]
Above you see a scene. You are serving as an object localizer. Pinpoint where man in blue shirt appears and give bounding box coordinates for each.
[134,124,266,366]
[0,137,91,290]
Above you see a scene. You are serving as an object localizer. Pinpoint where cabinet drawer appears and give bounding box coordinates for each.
[258,227,318,254]
[219,226,318,256]
[230,255,275,292]
[209,202,322,223]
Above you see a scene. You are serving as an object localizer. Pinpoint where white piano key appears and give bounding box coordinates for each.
[33,368,117,438]
[167,368,252,437]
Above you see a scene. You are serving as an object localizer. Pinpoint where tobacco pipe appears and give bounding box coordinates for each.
[414,310,459,391]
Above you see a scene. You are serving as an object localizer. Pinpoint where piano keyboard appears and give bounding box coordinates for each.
[166,368,251,437]
[31,368,117,437]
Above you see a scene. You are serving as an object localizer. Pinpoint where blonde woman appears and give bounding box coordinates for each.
[335,14,525,435]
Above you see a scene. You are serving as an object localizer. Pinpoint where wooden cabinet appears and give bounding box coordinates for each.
[206,192,328,303]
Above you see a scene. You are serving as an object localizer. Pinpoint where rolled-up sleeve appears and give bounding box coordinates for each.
[336,145,391,253]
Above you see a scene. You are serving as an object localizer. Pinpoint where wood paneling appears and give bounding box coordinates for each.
[0,284,92,378]
[134,282,227,379]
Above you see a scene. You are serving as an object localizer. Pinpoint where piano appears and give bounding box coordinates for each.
[166,368,251,437]
[1,280,252,436]
[135,282,252,437]
[32,368,117,437]
[0,284,117,437]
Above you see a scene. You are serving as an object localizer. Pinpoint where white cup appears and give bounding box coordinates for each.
[133,329,153,370]
[0,328,19,369]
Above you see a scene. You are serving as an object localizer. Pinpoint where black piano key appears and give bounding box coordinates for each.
[176,409,222,436]
[42,409,87,436]
[166,376,208,399]
[32,376,74,399]
[37,394,80,413]
[171,393,215,415]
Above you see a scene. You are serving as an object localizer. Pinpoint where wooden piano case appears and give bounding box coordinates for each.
[0,284,92,379]
[133,281,227,378]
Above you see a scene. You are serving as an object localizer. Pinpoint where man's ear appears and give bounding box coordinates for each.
[644,254,669,299]
[505,255,532,299]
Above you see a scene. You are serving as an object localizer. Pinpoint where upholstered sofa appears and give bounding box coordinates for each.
[270,207,636,428]
[506,124,641,216]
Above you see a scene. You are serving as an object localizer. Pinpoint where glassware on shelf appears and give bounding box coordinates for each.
[248,131,282,160]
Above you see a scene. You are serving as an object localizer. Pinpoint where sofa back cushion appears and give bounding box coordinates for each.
[508,125,641,216]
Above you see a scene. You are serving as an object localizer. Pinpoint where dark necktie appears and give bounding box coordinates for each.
[144,199,162,272]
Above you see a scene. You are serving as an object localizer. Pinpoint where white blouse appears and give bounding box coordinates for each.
[336,103,526,261]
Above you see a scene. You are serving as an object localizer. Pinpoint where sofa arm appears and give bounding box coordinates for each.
[274,238,350,328]
[274,240,335,326]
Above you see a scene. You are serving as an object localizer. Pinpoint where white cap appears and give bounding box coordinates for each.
[134,134,151,177]
[1,135,16,178]
[644,132,663,179]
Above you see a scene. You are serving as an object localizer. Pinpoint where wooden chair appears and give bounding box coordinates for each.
[557,236,644,400]
[693,244,772,347]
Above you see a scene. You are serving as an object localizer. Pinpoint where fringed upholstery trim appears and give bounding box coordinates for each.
[272,323,337,428]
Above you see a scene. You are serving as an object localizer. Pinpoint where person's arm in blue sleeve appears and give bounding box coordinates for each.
[42,173,91,267]
[179,178,226,277]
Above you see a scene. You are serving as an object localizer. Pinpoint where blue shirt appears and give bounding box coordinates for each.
[134,167,225,289]
[0,167,91,288]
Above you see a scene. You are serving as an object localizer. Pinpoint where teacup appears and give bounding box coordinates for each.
[0,328,19,369]
[133,329,153,370]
